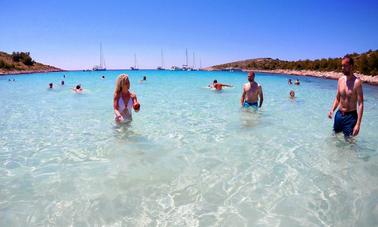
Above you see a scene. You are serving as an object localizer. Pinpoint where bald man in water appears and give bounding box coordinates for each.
[241,71,263,108]
[328,55,364,137]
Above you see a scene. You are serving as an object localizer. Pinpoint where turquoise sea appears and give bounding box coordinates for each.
[1,70,378,226]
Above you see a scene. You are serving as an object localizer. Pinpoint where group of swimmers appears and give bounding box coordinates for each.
[114,55,364,138]
[42,54,364,138]
[47,74,93,93]
[288,78,300,98]
[288,78,300,85]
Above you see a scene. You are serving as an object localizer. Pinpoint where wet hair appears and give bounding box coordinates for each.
[343,55,354,66]
[76,85,81,89]
[143,76,146,80]
[49,83,53,87]
[213,80,218,83]
[102,76,105,78]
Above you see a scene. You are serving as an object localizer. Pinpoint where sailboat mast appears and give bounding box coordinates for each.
[134,54,136,68]
[100,43,103,68]
[193,52,195,69]
[161,49,164,68]
[185,48,188,66]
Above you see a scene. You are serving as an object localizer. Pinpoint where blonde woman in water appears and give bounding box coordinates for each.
[113,74,140,123]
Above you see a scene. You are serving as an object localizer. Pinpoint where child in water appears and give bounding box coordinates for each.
[113,74,140,123]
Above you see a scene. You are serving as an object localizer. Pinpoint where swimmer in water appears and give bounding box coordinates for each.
[72,84,83,93]
[209,79,232,91]
[289,90,295,99]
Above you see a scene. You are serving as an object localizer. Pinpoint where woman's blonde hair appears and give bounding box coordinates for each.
[114,74,130,94]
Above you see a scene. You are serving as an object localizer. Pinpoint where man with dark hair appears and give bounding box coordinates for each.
[328,55,364,137]
[209,79,232,91]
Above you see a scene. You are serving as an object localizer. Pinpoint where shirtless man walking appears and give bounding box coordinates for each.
[328,55,364,137]
[241,71,263,108]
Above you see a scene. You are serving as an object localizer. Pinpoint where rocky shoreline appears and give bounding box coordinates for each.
[204,67,378,86]
[0,68,64,75]
[253,69,378,86]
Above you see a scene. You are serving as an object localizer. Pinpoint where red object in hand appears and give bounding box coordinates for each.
[133,103,140,111]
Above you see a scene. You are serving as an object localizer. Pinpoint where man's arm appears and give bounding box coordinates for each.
[258,85,263,108]
[240,85,246,106]
[221,83,232,88]
[328,79,341,119]
[353,80,364,136]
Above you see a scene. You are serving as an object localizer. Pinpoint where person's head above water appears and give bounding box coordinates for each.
[143,76,147,80]
[248,71,255,82]
[115,74,130,94]
[342,55,354,76]
[290,90,295,98]
[49,83,53,88]
[213,79,218,84]
[76,85,81,89]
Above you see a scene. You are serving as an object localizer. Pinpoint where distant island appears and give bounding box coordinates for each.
[207,50,378,85]
[0,51,62,75]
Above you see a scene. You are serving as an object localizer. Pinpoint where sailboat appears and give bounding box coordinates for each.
[93,43,106,71]
[130,54,139,70]
[182,48,189,70]
[157,49,165,70]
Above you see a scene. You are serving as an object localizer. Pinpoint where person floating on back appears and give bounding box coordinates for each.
[241,71,263,108]
[114,74,140,123]
[294,79,300,85]
[328,55,364,137]
[72,84,83,93]
[209,80,232,91]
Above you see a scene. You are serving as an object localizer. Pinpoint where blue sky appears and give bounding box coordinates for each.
[1,0,377,70]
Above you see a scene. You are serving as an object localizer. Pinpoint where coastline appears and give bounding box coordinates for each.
[253,69,378,86]
[205,67,378,86]
[0,69,64,76]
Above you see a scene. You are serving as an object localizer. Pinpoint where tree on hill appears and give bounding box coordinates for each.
[11,52,34,66]
[212,50,378,76]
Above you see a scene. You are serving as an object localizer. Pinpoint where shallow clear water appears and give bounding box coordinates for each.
[1,70,378,226]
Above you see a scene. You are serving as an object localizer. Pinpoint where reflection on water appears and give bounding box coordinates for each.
[240,108,261,128]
